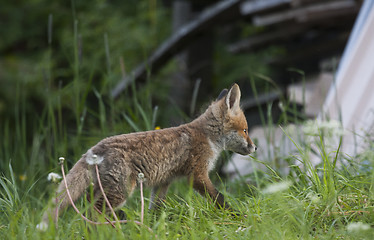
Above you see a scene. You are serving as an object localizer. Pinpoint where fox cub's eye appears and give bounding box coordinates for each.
[243,129,248,135]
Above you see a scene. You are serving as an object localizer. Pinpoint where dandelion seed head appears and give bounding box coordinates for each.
[59,157,65,164]
[47,172,62,183]
[86,150,104,165]
[137,172,146,182]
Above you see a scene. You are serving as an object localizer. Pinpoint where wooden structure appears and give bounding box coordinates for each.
[111,0,242,98]
[226,0,373,177]
[111,0,361,126]
[321,0,374,156]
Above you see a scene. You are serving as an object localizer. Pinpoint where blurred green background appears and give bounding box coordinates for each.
[0,0,277,180]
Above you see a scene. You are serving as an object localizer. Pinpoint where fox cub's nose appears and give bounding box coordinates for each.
[249,143,257,153]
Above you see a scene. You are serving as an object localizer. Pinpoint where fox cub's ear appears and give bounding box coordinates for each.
[216,89,228,101]
[226,84,241,113]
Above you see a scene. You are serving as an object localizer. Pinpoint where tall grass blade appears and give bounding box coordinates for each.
[190,78,201,117]
[151,105,159,129]
[123,113,141,132]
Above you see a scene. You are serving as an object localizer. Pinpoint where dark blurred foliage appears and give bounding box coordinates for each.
[0,0,278,177]
[0,0,172,175]
[0,0,171,128]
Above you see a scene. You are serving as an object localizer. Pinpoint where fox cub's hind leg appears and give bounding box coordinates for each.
[92,168,137,218]
[148,184,170,210]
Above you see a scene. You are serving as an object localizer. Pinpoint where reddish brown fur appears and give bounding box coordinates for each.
[38,84,256,230]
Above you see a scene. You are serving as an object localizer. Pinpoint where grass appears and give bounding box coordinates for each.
[1,66,374,239]
[1,69,373,240]
[0,149,373,239]
[0,84,373,239]
[1,4,373,238]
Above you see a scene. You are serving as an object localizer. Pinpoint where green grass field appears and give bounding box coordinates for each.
[0,2,373,237]
[1,86,373,239]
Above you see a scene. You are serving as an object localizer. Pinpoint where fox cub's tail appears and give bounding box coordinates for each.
[37,158,91,231]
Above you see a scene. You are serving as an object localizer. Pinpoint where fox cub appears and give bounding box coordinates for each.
[38,83,256,229]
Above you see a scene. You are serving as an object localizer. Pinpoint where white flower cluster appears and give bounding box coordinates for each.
[346,222,370,232]
[36,222,48,231]
[303,119,345,137]
[262,180,292,194]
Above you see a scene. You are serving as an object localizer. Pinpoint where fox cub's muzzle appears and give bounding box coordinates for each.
[248,143,257,154]
[235,142,256,155]
[243,135,257,155]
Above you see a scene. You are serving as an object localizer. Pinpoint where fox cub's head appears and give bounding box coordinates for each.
[213,84,257,155]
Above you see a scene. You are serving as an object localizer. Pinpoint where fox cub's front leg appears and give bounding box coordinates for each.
[192,174,231,210]
[148,184,170,210]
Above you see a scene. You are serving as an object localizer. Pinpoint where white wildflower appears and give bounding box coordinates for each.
[302,119,345,137]
[235,226,248,233]
[262,180,292,194]
[321,120,345,136]
[284,124,298,136]
[346,222,370,232]
[36,221,48,232]
[47,172,62,183]
[306,192,320,204]
[86,149,104,165]
[303,120,320,136]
